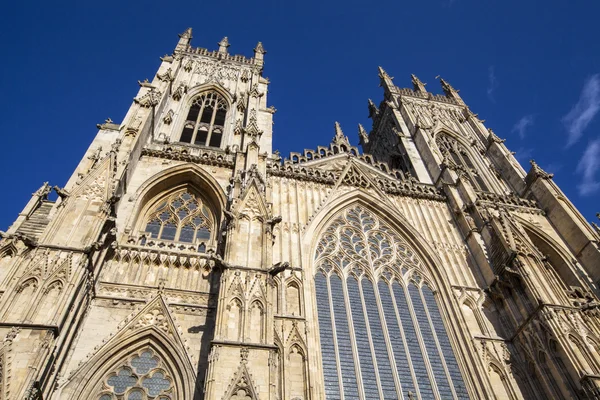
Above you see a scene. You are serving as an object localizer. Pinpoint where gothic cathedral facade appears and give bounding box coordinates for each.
[1,29,600,400]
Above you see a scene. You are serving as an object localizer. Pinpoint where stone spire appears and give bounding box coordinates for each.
[175,28,193,52]
[358,123,369,146]
[439,77,464,104]
[411,74,427,92]
[218,37,230,54]
[378,66,394,88]
[332,122,350,146]
[368,99,379,119]
[254,42,266,66]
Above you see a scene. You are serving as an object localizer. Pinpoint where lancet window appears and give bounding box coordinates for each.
[179,91,228,147]
[97,349,174,399]
[436,133,488,191]
[314,206,469,400]
[142,189,215,252]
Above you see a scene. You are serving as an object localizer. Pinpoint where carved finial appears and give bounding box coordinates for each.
[218,37,230,54]
[254,41,266,55]
[411,74,427,92]
[529,160,553,180]
[34,182,52,199]
[331,122,350,147]
[487,128,505,145]
[439,78,456,93]
[179,28,193,39]
[368,99,379,119]
[358,124,369,145]
[378,66,393,81]
[334,121,344,138]
[438,77,464,104]
[254,41,266,66]
[378,66,394,88]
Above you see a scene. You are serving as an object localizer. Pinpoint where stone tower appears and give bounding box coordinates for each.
[1,29,600,400]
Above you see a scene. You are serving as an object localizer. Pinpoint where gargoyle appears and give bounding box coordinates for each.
[265,215,282,234]
[53,186,70,200]
[209,253,235,270]
[268,261,290,277]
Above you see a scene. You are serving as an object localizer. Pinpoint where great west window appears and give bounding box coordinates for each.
[314,206,469,400]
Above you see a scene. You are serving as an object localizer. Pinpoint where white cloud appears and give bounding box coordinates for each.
[576,139,600,196]
[562,74,600,147]
[511,115,535,140]
[487,66,499,102]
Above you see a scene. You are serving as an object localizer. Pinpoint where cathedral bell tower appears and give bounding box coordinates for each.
[362,69,600,399]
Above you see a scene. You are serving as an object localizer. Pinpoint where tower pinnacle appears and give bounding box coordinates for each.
[439,77,464,104]
[378,66,394,88]
[254,42,266,66]
[218,37,230,54]
[332,122,350,146]
[175,28,193,52]
[411,74,427,92]
[368,99,379,119]
[358,123,369,146]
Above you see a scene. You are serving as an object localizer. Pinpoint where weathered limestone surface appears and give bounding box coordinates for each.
[0,29,599,400]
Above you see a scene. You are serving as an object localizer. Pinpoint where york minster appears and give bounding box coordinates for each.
[1,29,600,399]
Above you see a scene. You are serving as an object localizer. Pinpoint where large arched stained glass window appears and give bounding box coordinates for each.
[142,189,215,252]
[97,348,174,400]
[314,206,469,400]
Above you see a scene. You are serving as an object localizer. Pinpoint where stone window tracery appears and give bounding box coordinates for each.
[98,349,174,400]
[179,91,228,147]
[436,134,488,192]
[314,206,469,399]
[142,190,214,252]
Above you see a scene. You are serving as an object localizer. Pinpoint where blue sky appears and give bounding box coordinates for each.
[1,0,599,230]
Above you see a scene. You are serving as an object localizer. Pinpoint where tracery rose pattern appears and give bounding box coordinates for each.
[315,206,419,277]
[99,349,173,399]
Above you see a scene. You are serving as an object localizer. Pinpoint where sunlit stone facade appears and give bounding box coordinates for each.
[1,29,600,400]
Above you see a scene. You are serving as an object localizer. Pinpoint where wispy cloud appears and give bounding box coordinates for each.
[515,147,534,165]
[562,74,600,147]
[511,115,535,140]
[487,66,499,102]
[576,139,600,196]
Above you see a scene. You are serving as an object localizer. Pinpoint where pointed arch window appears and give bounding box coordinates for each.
[98,349,174,399]
[142,189,215,252]
[314,206,470,399]
[436,134,488,191]
[179,91,228,148]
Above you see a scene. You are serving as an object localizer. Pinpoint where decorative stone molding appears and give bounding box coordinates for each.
[141,143,234,169]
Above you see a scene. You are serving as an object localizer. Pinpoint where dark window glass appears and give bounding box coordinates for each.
[197,227,211,240]
[347,278,379,398]
[180,127,194,143]
[209,132,222,148]
[422,286,469,399]
[315,272,341,400]
[394,283,435,399]
[330,274,360,399]
[195,129,208,146]
[179,225,195,242]
[201,106,213,123]
[186,104,200,122]
[161,223,177,241]
[214,109,227,126]
[362,279,397,399]
[381,281,416,395]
